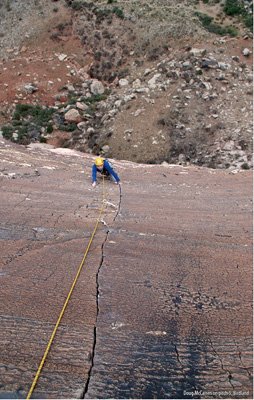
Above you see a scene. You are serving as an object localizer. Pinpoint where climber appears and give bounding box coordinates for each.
[92,157,120,187]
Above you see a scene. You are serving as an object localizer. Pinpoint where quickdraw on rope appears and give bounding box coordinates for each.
[26,176,106,399]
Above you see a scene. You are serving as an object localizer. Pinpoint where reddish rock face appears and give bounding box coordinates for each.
[86,163,253,399]
[0,140,252,399]
[0,141,115,399]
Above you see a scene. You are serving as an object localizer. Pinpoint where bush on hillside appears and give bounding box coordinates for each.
[223,0,244,16]
[70,1,84,10]
[1,104,55,144]
[243,14,253,29]
[224,0,253,29]
[112,6,124,19]
[195,11,238,36]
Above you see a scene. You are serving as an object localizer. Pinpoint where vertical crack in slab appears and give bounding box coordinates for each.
[174,343,200,393]
[80,185,122,398]
[208,338,235,389]
[174,343,188,381]
[113,184,122,222]
[80,229,109,399]
[233,339,253,379]
[174,344,183,367]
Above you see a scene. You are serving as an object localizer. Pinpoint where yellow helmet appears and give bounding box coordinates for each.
[95,157,104,167]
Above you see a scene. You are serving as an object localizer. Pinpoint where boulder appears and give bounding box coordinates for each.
[114,100,122,108]
[135,87,149,94]
[190,48,206,57]
[66,84,75,92]
[76,102,89,111]
[148,73,161,89]
[58,54,67,61]
[23,83,38,94]
[132,79,142,89]
[200,80,212,90]
[87,127,95,134]
[101,145,110,153]
[201,58,218,69]
[119,79,129,87]
[64,109,82,123]
[182,61,192,69]
[223,140,235,151]
[77,122,87,131]
[90,80,105,95]
[144,68,152,76]
[242,48,251,57]
[218,62,231,70]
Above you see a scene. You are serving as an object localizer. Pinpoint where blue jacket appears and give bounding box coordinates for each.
[92,159,120,183]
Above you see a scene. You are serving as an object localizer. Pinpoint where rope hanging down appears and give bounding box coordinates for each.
[26,177,107,400]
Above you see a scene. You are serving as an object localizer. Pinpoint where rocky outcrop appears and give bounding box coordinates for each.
[0,1,252,171]
[36,41,251,170]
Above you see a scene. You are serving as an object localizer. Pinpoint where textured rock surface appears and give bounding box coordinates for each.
[0,140,252,399]
[0,140,120,398]
[86,163,253,399]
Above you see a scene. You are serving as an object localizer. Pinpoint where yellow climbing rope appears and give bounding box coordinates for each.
[26,177,106,400]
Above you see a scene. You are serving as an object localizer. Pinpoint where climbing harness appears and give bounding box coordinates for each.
[26,177,108,399]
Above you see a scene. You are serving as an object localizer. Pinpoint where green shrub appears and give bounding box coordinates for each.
[71,1,84,10]
[6,1,11,11]
[1,104,55,144]
[117,68,129,79]
[2,125,29,143]
[208,22,238,35]
[13,104,54,125]
[195,11,238,36]
[85,93,108,104]
[59,123,77,132]
[223,1,252,31]
[30,106,55,125]
[224,25,238,36]
[224,0,244,16]
[12,120,22,126]
[13,104,31,119]
[15,104,31,114]
[67,95,78,105]
[17,126,28,139]
[195,12,213,27]
[84,107,95,116]
[243,14,253,29]
[2,125,14,139]
[46,124,54,133]
[95,7,111,20]
[241,162,250,170]
[112,6,124,19]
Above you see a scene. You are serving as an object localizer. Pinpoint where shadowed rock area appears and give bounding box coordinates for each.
[0,140,252,399]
